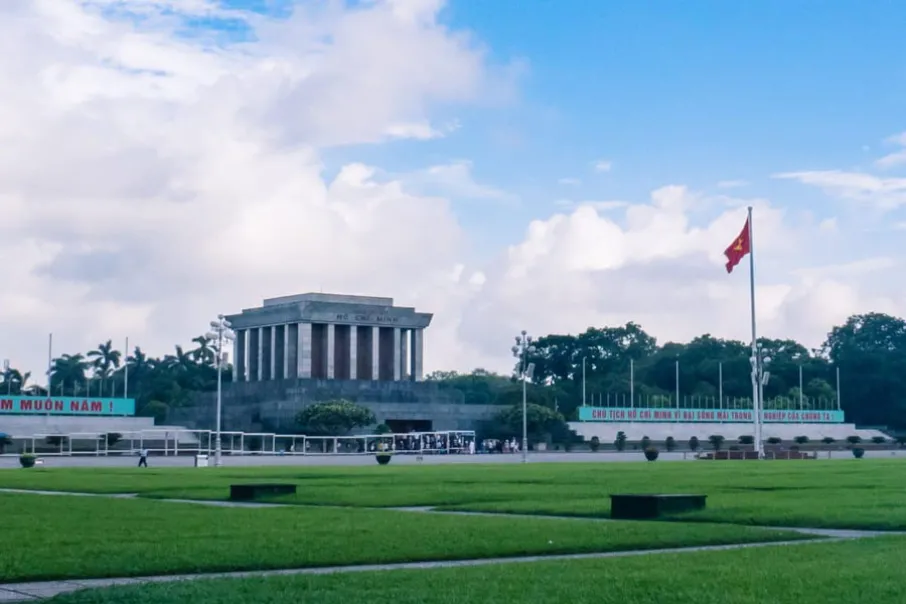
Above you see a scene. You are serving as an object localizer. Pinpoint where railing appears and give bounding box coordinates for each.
[1,429,477,457]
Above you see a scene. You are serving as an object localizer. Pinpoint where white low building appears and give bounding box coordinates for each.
[569,421,890,443]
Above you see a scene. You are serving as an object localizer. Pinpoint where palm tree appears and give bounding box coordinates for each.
[191,335,216,366]
[50,354,90,395]
[87,340,122,397]
[1,367,29,395]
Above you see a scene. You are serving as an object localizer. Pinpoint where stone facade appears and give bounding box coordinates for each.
[226,293,431,383]
[173,379,502,434]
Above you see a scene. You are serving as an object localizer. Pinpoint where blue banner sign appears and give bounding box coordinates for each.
[0,396,136,416]
[578,407,844,423]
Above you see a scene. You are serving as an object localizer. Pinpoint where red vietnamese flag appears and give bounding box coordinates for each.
[723,218,751,273]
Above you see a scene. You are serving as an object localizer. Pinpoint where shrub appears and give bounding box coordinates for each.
[896,436,906,448]
[847,435,862,445]
[794,435,810,445]
[852,448,865,459]
[640,436,651,450]
[375,423,392,435]
[375,453,392,465]
[766,437,782,445]
[643,447,659,462]
[19,454,36,468]
[708,435,725,451]
[871,436,887,445]
[688,436,700,451]
[297,399,376,436]
[589,436,600,452]
[738,435,755,445]
[821,437,836,445]
[104,433,122,447]
[665,436,676,452]
[614,431,627,451]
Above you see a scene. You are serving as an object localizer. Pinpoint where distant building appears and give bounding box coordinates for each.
[177,293,501,434]
[226,293,431,382]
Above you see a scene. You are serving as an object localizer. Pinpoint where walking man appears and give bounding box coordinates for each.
[138,447,148,467]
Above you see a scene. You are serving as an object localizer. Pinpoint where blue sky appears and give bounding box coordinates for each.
[4,0,905,376]
[313,1,906,251]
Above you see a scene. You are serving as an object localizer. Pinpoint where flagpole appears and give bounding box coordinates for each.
[746,206,762,457]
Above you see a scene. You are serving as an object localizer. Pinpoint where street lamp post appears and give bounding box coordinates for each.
[512,331,536,464]
[207,315,234,468]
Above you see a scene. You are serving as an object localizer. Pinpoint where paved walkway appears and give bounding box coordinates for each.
[1,488,902,602]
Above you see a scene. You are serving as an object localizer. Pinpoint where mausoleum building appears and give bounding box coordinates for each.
[225,293,432,383]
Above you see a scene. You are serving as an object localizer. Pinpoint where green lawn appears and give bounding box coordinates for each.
[43,536,906,604]
[1,459,904,529]
[0,493,805,583]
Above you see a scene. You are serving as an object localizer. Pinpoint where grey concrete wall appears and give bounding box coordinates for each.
[171,379,503,434]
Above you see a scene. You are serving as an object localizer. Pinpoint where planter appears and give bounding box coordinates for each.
[852,448,865,459]
[375,454,392,465]
[644,448,659,462]
[19,455,36,468]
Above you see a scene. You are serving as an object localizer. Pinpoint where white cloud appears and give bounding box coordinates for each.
[773,170,906,210]
[458,186,902,368]
[2,0,904,386]
[592,159,612,173]
[558,177,581,186]
[876,132,906,169]
[554,199,629,211]
[403,160,515,202]
[0,0,511,377]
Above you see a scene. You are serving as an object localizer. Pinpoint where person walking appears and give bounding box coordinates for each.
[138,447,149,467]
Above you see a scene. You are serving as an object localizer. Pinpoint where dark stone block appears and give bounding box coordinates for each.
[230,483,297,501]
[610,494,706,519]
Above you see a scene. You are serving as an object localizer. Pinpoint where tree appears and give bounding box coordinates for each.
[738,435,755,445]
[615,431,628,451]
[492,403,568,443]
[688,436,700,451]
[87,340,122,397]
[50,354,90,395]
[708,435,725,451]
[296,400,376,436]
[191,336,216,365]
[665,436,676,451]
[794,435,810,445]
[823,313,906,428]
[1,367,30,395]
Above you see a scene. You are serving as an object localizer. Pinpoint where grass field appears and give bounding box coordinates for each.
[0,492,806,583]
[42,537,906,604]
[1,458,904,529]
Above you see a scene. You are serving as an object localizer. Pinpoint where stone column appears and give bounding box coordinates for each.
[247,328,259,381]
[282,324,290,379]
[286,323,299,379]
[399,329,409,380]
[234,329,245,382]
[298,323,312,378]
[257,326,265,381]
[392,327,401,381]
[349,325,358,380]
[411,328,424,381]
[269,326,277,380]
[371,326,380,381]
[326,323,336,379]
